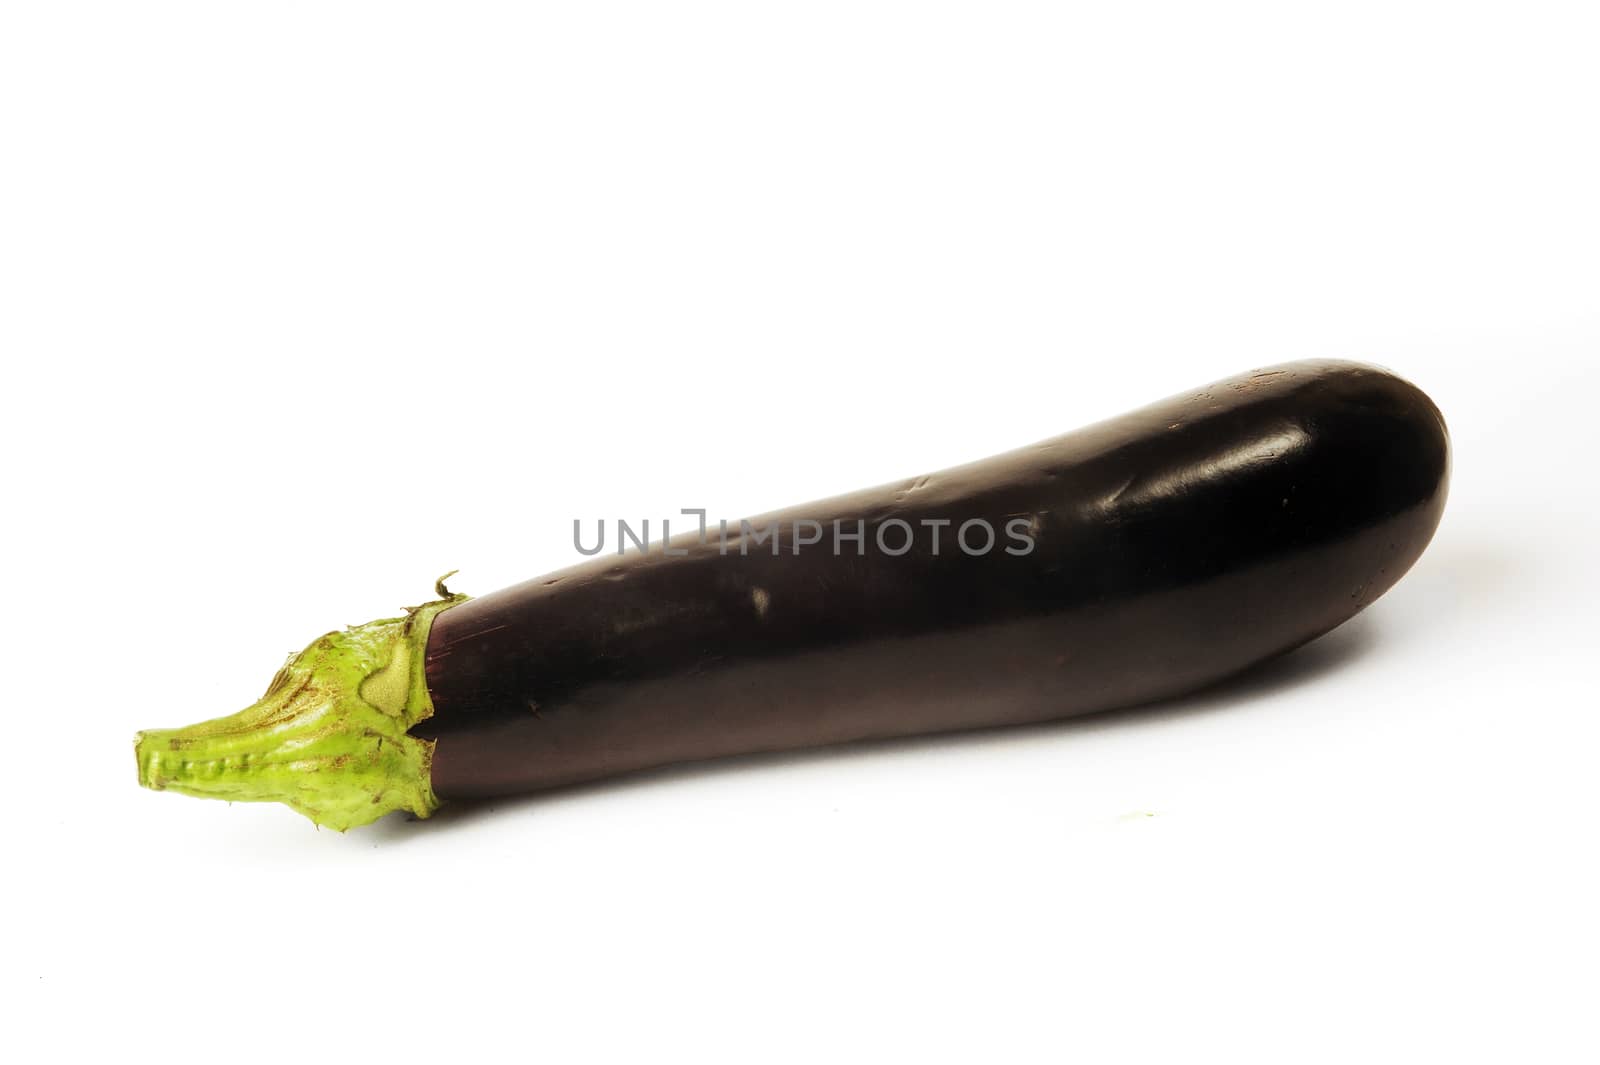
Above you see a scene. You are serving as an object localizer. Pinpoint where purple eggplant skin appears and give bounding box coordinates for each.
[415,360,1449,800]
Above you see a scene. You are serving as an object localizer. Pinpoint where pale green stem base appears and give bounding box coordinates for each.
[134,589,468,831]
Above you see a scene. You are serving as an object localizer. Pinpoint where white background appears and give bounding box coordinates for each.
[4,3,1597,1062]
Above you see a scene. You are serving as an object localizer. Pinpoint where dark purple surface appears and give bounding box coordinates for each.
[416,360,1450,799]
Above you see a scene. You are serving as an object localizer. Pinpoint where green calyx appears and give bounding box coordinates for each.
[134,587,468,831]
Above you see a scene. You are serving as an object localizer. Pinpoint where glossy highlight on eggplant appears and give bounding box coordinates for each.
[415,359,1450,800]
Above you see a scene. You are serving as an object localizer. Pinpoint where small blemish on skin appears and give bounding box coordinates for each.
[751,587,771,618]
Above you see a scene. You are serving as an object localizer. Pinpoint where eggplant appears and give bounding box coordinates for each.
[135,359,1449,829]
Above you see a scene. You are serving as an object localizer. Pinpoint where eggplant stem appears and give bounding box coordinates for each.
[134,589,468,831]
